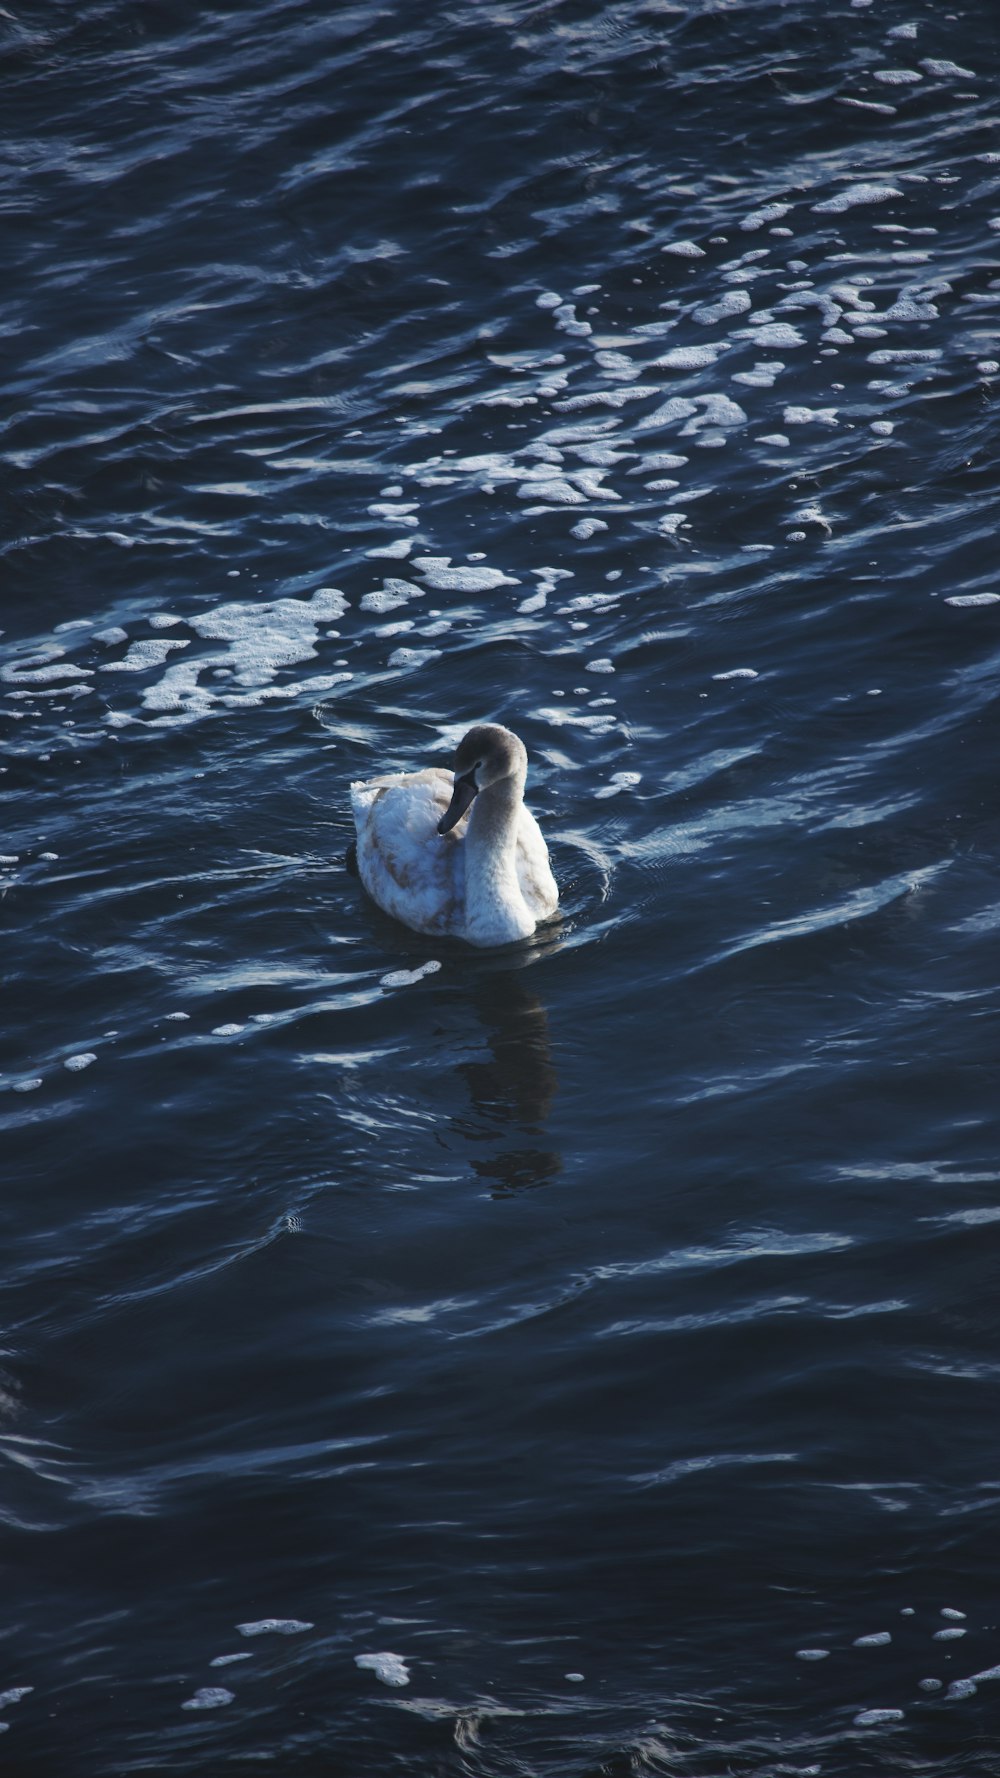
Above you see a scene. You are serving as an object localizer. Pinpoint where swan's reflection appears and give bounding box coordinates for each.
[453,968,561,1194]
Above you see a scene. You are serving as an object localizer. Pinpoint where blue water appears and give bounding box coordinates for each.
[3,1,1000,1771]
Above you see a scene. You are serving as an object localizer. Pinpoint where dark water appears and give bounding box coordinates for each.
[3,0,1000,1771]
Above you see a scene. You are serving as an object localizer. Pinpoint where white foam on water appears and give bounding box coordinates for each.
[887,21,918,36]
[946,1680,978,1699]
[95,626,128,645]
[692,290,752,325]
[971,1664,1000,1682]
[2,659,92,684]
[381,961,442,990]
[854,1632,891,1647]
[784,406,839,426]
[365,539,412,559]
[571,518,609,539]
[652,345,726,369]
[387,647,440,669]
[413,560,519,591]
[941,1608,967,1619]
[713,668,758,681]
[919,1677,943,1691]
[945,593,999,607]
[854,1708,903,1727]
[921,58,974,77]
[237,1619,313,1637]
[586,658,615,674]
[165,1012,190,1021]
[64,1053,96,1071]
[212,1023,244,1036]
[518,478,586,504]
[741,203,791,231]
[813,183,904,212]
[977,360,1000,373]
[182,1688,234,1711]
[536,291,562,308]
[13,1079,43,1093]
[873,68,923,84]
[360,581,424,613]
[639,452,689,470]
[795,1649,830,1661]
[732,322,805,347]
[0,1690,32,1708]
[757,433,790,446]
[933,1627,966,1640]
[103,639,191,673]
[662,240,705,257]
[565,1671,585,1682]
[355,1651,410,1686]
[732,363,784,388]
[210,1653,253,1667]
[871,421,895,436]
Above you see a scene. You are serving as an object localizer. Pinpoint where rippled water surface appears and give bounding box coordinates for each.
[4,1,1000,1771]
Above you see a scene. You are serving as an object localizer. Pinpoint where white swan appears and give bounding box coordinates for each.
[350,724,558,947]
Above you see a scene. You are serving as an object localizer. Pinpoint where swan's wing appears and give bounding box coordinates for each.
[515,806,559,922]
[351,768,464,936]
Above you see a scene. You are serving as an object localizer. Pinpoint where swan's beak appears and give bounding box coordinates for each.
[437,771,478,835]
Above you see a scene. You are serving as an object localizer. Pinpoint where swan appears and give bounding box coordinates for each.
[350,724,558,947]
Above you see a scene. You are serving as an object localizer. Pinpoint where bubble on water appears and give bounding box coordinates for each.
[237,1619,313,1637]
[182,1688,234,1710]
[381,961,442,990]
[355,1651,410,1686]
[854,1708,903,1727]
[796,1648,830,1661]
[662,240,705,258]
[854,1632,892,1647]
[813,183,904,212]
[64,1053,96,1072]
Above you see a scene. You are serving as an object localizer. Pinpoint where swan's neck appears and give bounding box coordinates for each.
[463,772,533,944]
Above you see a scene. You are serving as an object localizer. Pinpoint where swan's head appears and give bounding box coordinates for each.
[437,724,528,835]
